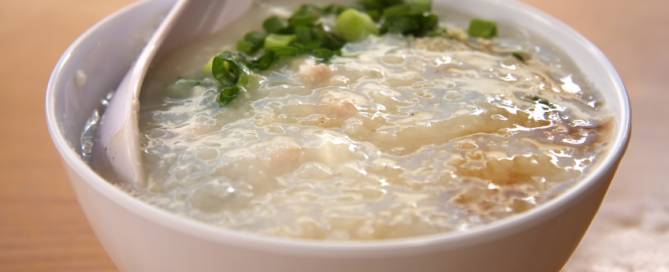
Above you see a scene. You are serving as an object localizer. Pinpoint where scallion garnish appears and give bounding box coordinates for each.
[186,0,502,106]
[289,4,321,27]
[378,0,438,36]
[211,52,252,105]
[263,16,290,34]
[236,40,256,54]
[264,34,297,50]
[236,31,266,54]
[335,9,379,42]
[320,4,348,15]
[512,51,530,63]
[251,51,277,71]
[358,0,404,20]
[218,85,241,106]
[467,19,498,39]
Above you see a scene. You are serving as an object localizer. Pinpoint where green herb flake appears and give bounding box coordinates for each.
[264,34,297,49]
[252,51,278,71]
[211,52,249,85]
[407,0,431,13]
[218,85,241,106]
[290,4,321,27]
[468,18,498,39]
[270,45,303,57]
[263,16,290,34]
[335,9,379,42]
[382,15,419,34]
[311,48,339,61]
[244,31,266,45]
[238,31,267,54]
[211,55,235,84]
[313,25,346,50]
[294,25,315,44]
[380,0,438,37]
[419,14,438,33]
[359,0,403,12]
[512,51,530,63]
[237,31,267,55]
[321,4,347,15]
[210,52,253,106]
[236,39,256,54]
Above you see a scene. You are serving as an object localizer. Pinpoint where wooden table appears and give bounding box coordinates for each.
[0,0,666,271]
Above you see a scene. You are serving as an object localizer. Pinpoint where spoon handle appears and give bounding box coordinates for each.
[97,0,189,186]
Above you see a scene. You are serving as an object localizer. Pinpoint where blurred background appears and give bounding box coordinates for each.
[0,0,667,271]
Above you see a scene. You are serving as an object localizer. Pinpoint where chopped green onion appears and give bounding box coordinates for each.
[312,25,345,50]
[358,0,403,12]
[512,51,530,63]
[382,1,430,17]
[263,16,290,33]
[212,52,250,85]
[236,40,255,54]
[264,34,296,49]
[380,0,437,36]
[311,48,338,61]
[468,19,498,39]
[239,31,266,54]
[407,0,431,13]
[294,25,314,44]
[420,14,438,32]
[211,56,236,84]
[194,0,507,107]
[252,51,277,70]
[335,9,379,42]
[270,45,302,56]
[381,13,437,36]
[382,5,408,18]
[321,4,347,15]
[218,85,241,106]
[365,10,382,22]
[244,31,266,45]
[382,16,419,34]
[289,4,321,26]
[211,52,252,106]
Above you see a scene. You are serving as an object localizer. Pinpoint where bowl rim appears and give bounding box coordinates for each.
[46,0,631,257]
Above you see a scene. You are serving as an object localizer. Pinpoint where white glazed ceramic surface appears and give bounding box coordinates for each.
[46,0,631,271]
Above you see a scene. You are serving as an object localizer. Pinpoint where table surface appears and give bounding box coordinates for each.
[1,0,667,271]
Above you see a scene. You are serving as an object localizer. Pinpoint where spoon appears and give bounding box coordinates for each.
[96,0,254,186]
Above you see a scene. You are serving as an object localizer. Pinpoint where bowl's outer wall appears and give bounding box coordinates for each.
[47,0,628,271]
[65,164,616,272]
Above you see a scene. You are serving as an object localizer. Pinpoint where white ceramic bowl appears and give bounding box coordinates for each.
[46,0,631,271]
